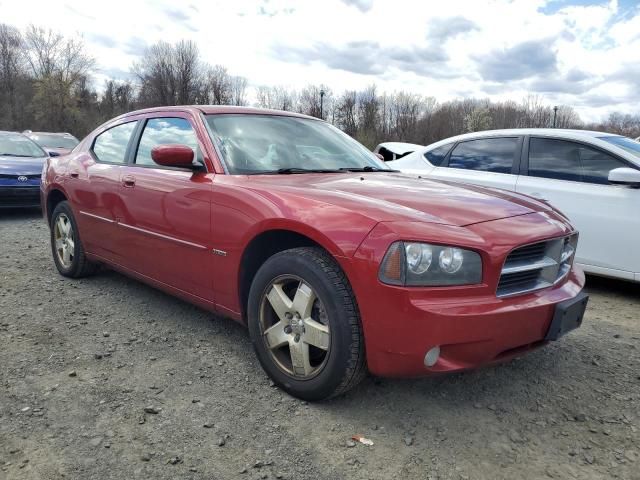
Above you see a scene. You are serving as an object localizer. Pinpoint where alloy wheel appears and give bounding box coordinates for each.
[54,213,75,268]
[259,275,331,379]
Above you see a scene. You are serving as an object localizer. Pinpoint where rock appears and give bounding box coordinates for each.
[253,460,264,469]
[346,439,356,448]
[239,467,247,474]
[94,353,103,360]
[167,456,182,465]
[189,467,197,472]
[203,422,214,428]
[103,332,110,337]
[508,429,526,444]
[584,453,595,464]
[68,370,77,377]
[141,453,151,462]
[404,436,414,446]
[574,413,587,422]
[217,437,226,447]
[89,437,103,447]
[144,406,161,414]
[192,398,200,403]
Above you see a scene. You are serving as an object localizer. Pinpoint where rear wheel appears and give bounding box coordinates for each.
[248,247,366,400]
[50,201,97,278]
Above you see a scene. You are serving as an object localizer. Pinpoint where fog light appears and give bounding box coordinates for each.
[424,346,440,367]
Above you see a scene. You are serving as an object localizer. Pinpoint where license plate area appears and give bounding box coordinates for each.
[545,291,588,341]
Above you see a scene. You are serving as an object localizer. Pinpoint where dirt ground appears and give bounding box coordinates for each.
[1,209,638,480]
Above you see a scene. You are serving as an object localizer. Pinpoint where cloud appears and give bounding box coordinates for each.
[475,39,559,82]
[86,33,117,49]
[427,16,478,41]
[340,0,374,12]
[271,40,451,77]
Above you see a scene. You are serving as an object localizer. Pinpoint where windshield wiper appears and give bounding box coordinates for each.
[338,166,398,172]
[254,167,344,175]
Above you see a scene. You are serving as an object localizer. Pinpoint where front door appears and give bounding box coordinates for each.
[515,136,640,280]
[118,116,214,300]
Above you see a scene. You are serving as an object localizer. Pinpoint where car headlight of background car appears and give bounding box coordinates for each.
[379,241,482,286]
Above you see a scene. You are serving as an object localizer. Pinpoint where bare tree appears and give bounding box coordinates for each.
[230,75,248,106]
[0,24,28,129]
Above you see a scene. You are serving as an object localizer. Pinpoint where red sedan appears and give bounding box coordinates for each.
[41,106,588,400]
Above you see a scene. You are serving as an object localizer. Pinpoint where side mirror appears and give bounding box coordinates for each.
[375,153,385,161]
[151,144,195,168]
[608,167,640,187]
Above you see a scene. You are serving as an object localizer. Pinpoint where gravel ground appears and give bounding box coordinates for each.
[1,209,639,480]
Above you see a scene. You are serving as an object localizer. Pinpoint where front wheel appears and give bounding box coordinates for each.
[50,201,97,278]
[247,247,366,400]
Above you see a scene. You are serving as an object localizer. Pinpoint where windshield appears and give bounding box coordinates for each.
[599,136,640,159]
[0,134,47,158]
[205,114,389,174]
[29,133,78,149]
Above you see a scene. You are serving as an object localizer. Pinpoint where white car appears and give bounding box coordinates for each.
[373,142,423,161]
[388,129,640,282]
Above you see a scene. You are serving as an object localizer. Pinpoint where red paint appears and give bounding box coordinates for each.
[42,106,586,378]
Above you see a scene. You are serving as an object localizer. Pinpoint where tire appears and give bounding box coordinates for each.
[50,201,98,278]
[248,247,366,400]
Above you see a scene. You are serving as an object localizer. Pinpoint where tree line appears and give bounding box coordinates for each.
[1,23,639,147]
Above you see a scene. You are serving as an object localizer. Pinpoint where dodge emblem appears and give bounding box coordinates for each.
[17,175,28,182]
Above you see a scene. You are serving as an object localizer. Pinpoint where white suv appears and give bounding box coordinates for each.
[388,129,640,283]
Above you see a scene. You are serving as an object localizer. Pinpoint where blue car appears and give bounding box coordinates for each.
[0,131,49,208]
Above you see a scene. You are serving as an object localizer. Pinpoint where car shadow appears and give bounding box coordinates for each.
[0,207,43,221]
[584,274,639,298]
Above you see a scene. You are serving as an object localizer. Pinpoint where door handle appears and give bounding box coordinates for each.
[121,175,136,188]
[70,171,79,178]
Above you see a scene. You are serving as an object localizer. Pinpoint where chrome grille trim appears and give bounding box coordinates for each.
[497,234,578,298]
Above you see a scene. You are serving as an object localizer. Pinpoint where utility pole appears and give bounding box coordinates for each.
[553,105,558,128]
[320,89,325,119]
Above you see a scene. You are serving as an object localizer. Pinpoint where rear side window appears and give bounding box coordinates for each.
[92,122,137,164]
[424,144,451,166]
[135,117,200,166]
[528,138,627,184]
[448,138,518,173]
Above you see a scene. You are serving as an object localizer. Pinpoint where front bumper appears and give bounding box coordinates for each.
[360,268,585,377]
[347,212,585,377]
[0,186,41,208]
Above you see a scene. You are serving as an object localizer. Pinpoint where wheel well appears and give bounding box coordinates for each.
[238,230,324,320]
[46,190,67,225]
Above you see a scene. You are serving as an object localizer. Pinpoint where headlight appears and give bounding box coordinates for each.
[379,241,482,286]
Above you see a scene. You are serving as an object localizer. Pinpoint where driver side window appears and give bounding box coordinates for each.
[135,117,201,166]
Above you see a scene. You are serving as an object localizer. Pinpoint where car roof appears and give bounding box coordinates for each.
[119,105,319,121]
[28,131,76,137]
[431,128,621,144]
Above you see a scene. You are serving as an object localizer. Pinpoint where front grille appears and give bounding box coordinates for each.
[0,174,41,179]
[0,187,41,206]
[497,234,578,297]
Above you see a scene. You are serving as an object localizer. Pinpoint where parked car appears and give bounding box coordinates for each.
[41,107,587,400]
[373,142,423,161]
[0,131,48,208]
[24,131,79,156]
[388,129,640,283]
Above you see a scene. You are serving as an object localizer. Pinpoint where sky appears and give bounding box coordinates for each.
[1,0,639,122]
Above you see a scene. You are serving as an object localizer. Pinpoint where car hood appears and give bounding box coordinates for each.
[243,172,552,226]
[0,156,46,176]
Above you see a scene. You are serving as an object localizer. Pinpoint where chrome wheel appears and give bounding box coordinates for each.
[259,275,331,379]
[54,213,75,268]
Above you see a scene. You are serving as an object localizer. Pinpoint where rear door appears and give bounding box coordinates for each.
[118,114,214,300]
[515,136,639,279]
[427,136,522,191]
[72,120,138,262]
